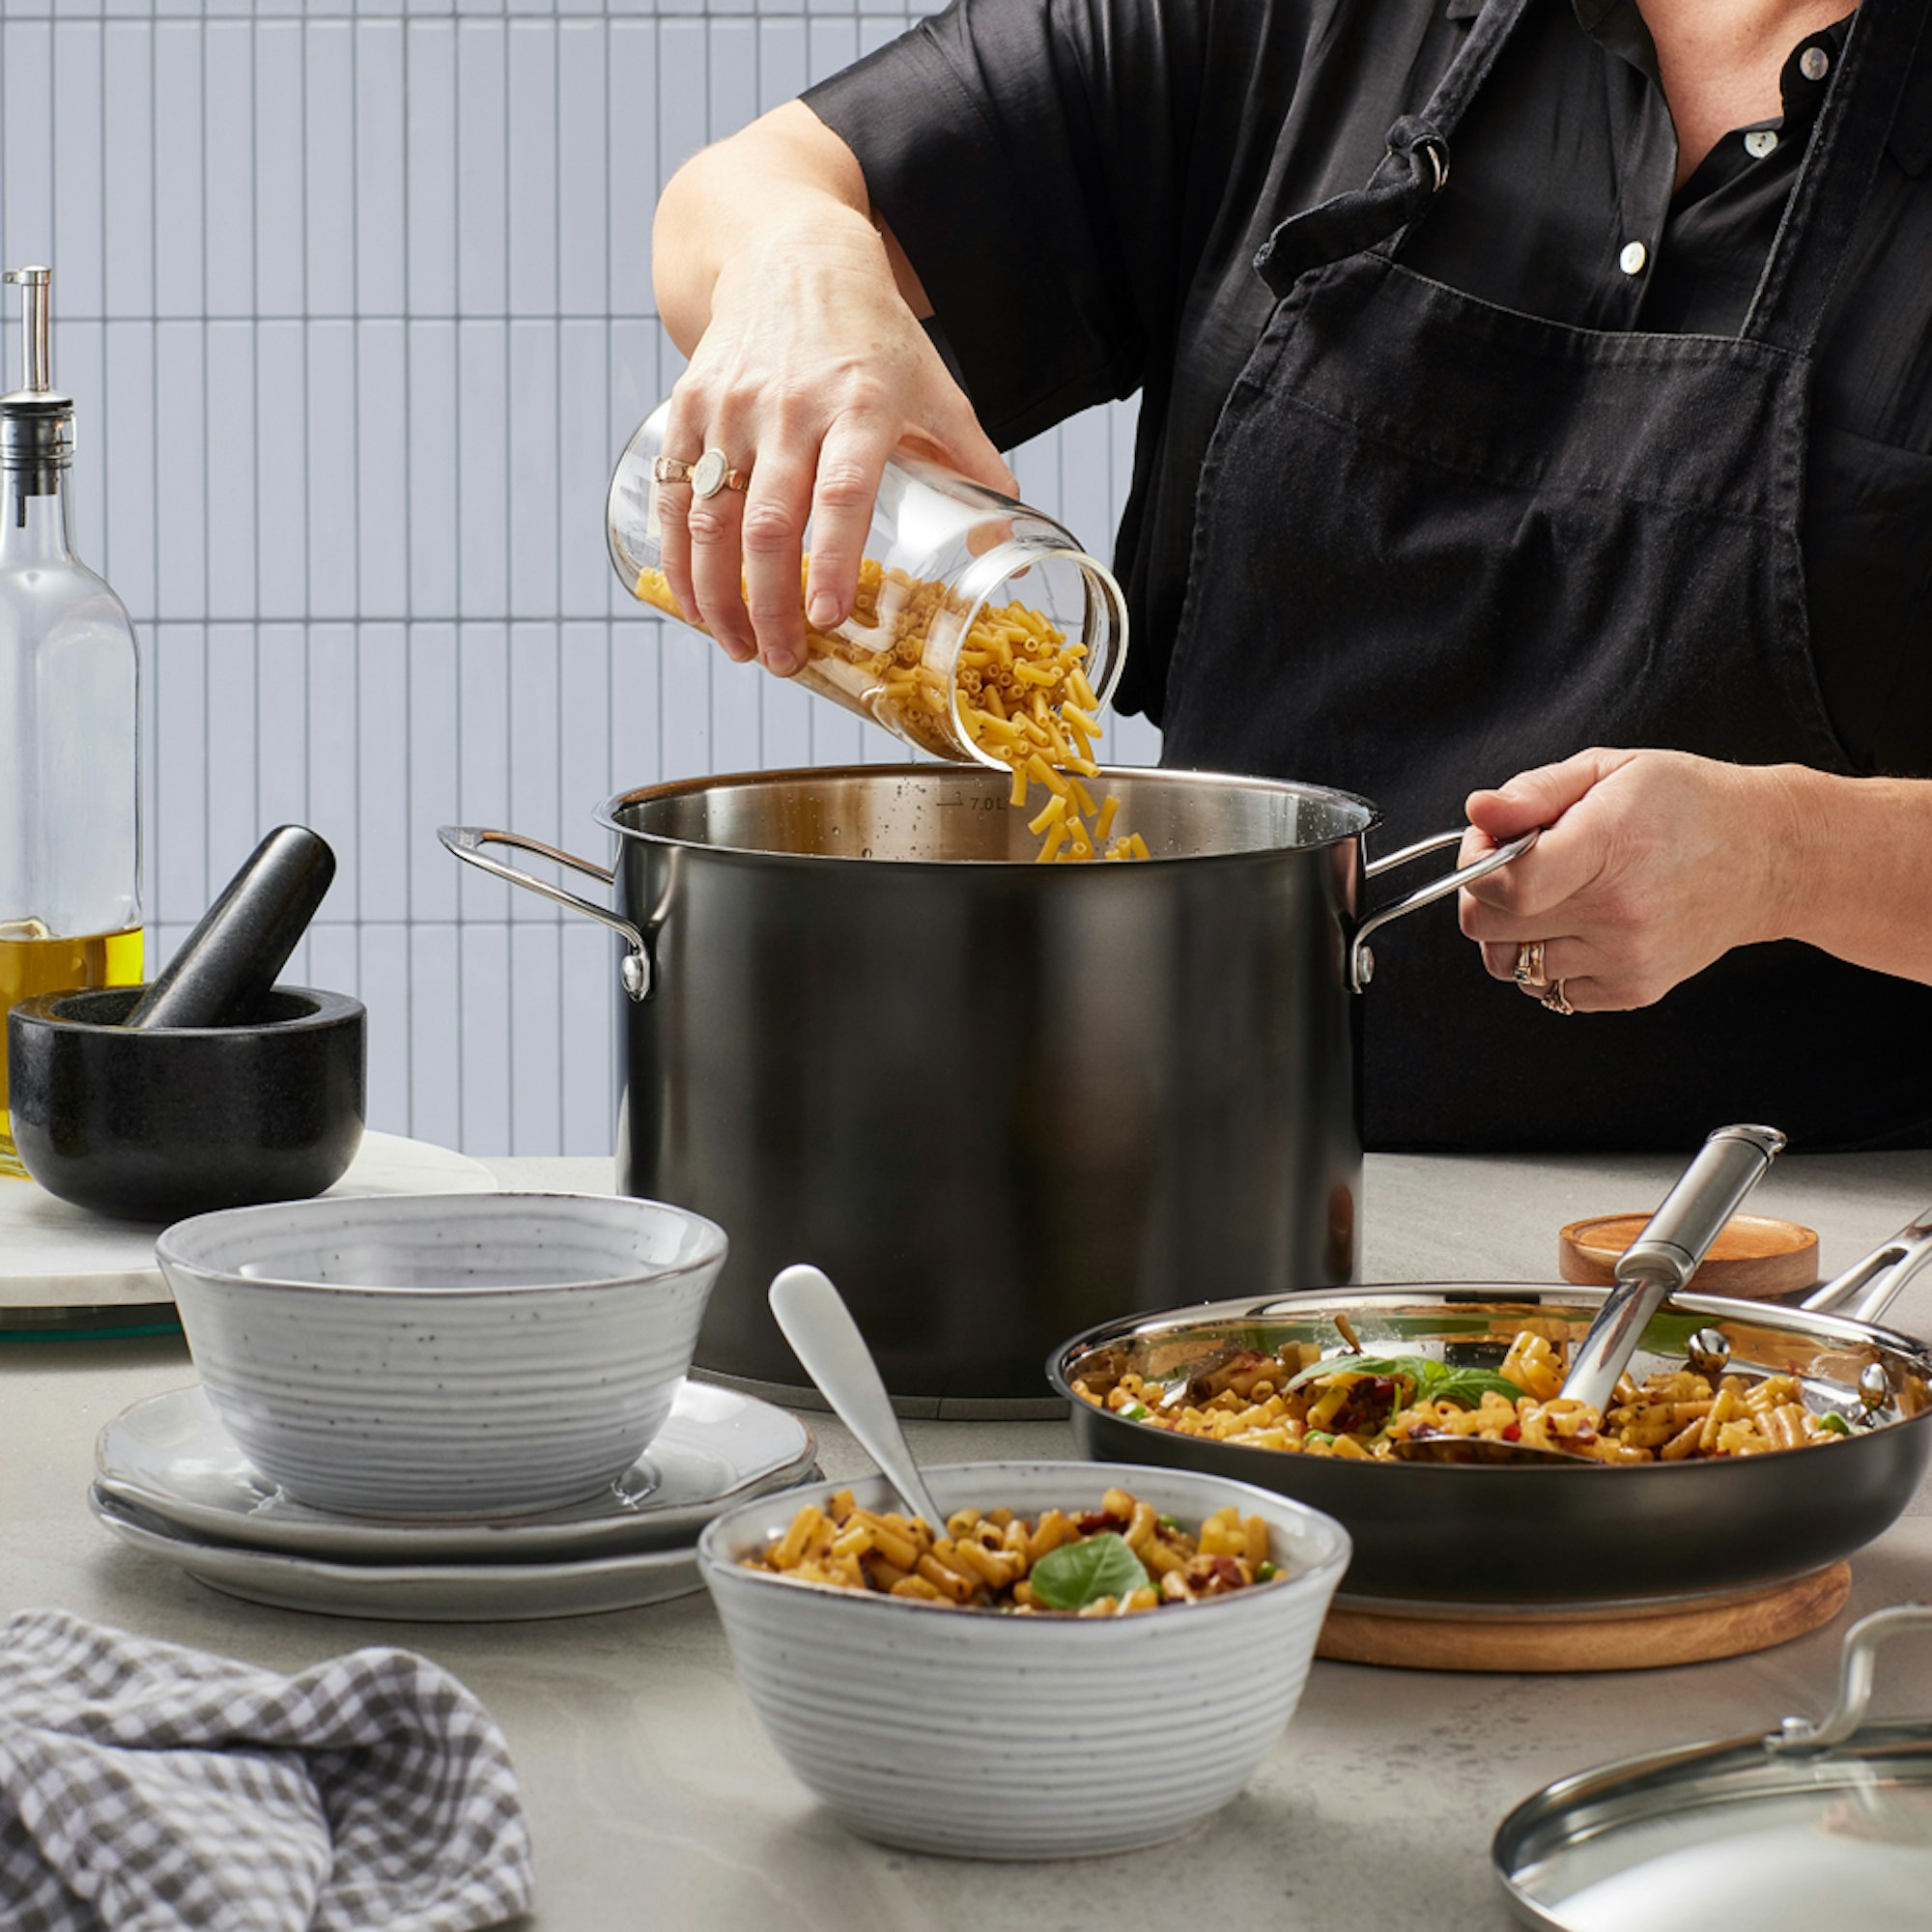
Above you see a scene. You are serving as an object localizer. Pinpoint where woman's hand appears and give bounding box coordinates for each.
[1455,749,1804,1011]
[652,103,1015,676]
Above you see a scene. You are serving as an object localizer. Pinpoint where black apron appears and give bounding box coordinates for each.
[1160,0,1932,1153]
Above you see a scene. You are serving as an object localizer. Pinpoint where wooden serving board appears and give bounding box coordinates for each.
[1318,1562,1851,1672]
[0,1131,497,1312]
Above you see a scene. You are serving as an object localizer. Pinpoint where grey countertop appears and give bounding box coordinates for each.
[6,1147,1931,1931]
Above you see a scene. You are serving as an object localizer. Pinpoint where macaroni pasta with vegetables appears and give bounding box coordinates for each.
[744,1486,1280,1614]
[1073,1332,1857,1463]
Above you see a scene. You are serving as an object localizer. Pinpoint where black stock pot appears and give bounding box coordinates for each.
[443,764,1530,1412]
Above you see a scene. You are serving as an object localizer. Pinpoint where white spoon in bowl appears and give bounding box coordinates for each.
[768,1263,946,1528]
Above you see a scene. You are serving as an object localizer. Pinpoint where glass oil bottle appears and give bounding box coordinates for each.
[0,266,141,1176]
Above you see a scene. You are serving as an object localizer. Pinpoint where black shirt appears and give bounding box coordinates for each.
[805,0,1932,776]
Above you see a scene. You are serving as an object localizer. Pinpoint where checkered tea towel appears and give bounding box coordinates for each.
[0,1609,533,1932]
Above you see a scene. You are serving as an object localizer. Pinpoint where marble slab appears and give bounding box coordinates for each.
[0,1131,497,1310]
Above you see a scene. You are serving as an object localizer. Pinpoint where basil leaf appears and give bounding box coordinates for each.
[1029,1532,1150,1611]
[1423,1365,1527,1408]
[1284,1352,1522,1411]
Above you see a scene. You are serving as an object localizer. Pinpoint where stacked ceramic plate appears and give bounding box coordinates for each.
[91,1379,816,1622]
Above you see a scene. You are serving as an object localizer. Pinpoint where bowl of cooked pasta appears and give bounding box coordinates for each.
[696,1459,1351,1859]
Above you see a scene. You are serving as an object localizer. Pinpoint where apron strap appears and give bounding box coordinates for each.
[1255,0,1532,298]
[1744,0,1929,355]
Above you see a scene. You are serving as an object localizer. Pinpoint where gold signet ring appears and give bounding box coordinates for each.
[690,450,751,498]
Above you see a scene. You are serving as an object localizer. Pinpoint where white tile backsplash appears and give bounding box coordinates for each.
[153,23,204,318]
[306,22,358,310]
[51,23,102,316]
[0,3,1154,1155]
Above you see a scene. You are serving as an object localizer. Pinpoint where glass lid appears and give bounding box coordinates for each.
[1495,1604,1932,1930]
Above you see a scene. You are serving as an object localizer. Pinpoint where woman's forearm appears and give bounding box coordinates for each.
[1774,767,1932,984]
[653,100,929,355]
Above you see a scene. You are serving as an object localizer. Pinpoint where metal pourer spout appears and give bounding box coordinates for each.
[4,266,52,393]
[0,264,74,505]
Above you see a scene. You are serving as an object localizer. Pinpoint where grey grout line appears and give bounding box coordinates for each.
[200,17,212,913]
[452,4,466,1146]
[604,21,616,1147]
[401,9,414,1136]
[553,11,564,1148]
[351,14,365,1006]
[500,10,512,1151]
[147,4,160,925]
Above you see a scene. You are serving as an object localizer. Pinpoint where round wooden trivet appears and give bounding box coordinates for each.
[1317,1562,1850,1672]
[1559,1211,1820,1299]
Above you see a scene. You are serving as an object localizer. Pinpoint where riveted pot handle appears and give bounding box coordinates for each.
[1350,828,1539,993]
[438,825,653,1002]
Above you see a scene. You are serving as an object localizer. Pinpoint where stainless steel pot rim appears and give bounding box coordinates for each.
[589,762,1385,867]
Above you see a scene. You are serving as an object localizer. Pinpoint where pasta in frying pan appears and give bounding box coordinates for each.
[1071,1329,1855,1463]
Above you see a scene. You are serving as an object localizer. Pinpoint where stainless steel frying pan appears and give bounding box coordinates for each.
[1046,1212,1932,1605]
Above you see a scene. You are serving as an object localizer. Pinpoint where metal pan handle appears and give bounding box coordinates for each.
[1559,1124,1786,1413]
[439,824,653,1002]
[1350,827,1538,994]
[1800,1208,1932,1326]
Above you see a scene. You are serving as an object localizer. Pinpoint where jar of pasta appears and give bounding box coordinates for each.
[608,401,1128,772]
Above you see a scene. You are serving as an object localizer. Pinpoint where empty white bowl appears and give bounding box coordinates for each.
[697,1460,1350,1859]
[156,1192,726,1520]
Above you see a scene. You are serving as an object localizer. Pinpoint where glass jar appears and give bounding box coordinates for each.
[608,401,1128,770]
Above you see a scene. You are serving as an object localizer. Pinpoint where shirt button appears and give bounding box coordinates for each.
[1800,45,1831,81]
[1619,241,1649,275]
[1744,128,1779,158]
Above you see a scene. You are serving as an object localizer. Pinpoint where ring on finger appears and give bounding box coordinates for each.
[691,449,752,498]
[1511,941,1548,987]
[1540,980,1577,1016]
[652,453,697,486]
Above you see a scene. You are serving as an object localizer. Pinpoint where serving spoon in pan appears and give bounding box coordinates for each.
[1394,1123,1788,1465]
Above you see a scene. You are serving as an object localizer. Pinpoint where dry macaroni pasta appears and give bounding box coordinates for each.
[743,1486,1278,1614]
[1072,1335,1855,1464]
[633,560,1148,864]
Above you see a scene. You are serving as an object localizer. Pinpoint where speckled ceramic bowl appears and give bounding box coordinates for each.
[156,1192,726,1519]
[697,1460,1350,1859]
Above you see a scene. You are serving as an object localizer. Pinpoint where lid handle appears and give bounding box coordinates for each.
[1764,1602,1932,1754]
[2,266,51,392]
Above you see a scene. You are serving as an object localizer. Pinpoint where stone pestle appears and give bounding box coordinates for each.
[123,826,337,1030]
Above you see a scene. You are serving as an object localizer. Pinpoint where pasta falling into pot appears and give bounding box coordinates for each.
[632,558,1147,863]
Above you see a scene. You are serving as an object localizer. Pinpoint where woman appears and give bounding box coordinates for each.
[648,0,1932,1151]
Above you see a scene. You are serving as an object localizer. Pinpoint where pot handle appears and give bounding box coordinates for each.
[438,825,653,1002]
[1799,1207,1932,1326]
[1350,827,1539,994]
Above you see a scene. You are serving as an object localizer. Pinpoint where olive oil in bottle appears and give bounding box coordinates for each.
[0,267,141,1179]
[0,923,143,1174]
